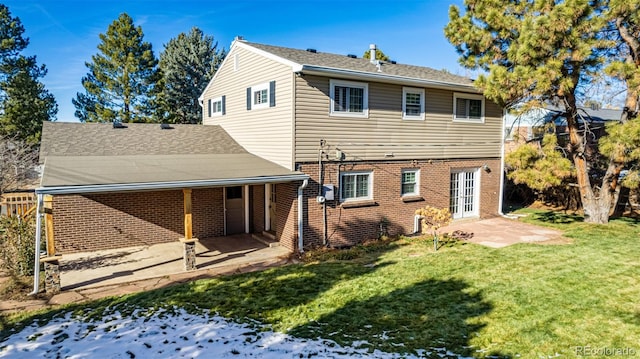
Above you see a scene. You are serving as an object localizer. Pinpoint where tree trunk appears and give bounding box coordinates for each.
[564,93,604,222]
[583,200,610,223]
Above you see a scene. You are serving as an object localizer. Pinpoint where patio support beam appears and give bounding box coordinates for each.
[183,189,192,240]
[29,194,43,296]
[43,194,55,256]
[265,184,271,231]
[181,188,198,271]
[244,185,250,233]
[40,194,61,294]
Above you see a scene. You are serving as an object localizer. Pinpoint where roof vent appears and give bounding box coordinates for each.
[160,123,174,130]
[306,48,317,53]
[347,54,357,58]
[113,120,127,129]
[369,44,377,64]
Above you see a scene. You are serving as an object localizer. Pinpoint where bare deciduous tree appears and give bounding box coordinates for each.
[0,135,39,195]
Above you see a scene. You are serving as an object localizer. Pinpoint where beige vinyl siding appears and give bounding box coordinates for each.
[202,46,293,169]
[295,75,502,162]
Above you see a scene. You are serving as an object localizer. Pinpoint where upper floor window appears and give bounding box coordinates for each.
[254,87,268,106]
[453,93,485,123]
[208,96,225,117]
[340,171,372,201]
[401,169,419,196]
[246,81,276,110]
[330,79,368,117]
[403,87,425,120]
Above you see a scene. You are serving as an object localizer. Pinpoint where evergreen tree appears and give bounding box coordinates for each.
[156,27,225,124]
[0,4,57,145]
[73,13,160,123]
[445,0,640,224]
[363,48,390,61]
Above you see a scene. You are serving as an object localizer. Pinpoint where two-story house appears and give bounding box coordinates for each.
[199,39,504,249]
[32,39,503,292]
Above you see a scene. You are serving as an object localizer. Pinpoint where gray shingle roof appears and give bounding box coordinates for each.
[246,42,474,86]
[41,154,303,188]
[39,122,247,163]
[38,122,308,191]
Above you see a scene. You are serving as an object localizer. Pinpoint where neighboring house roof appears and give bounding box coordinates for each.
[200,40,477,100]
[38,122,307,194]
[506,105,622,128]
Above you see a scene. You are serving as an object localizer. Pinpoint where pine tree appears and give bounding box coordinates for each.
[362,48,390,61]
[0,4,57,145]
[445,0,640,224]
[156,27,225,124]
[73,13,160,123]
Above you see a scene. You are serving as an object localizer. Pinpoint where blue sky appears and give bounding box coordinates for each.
[6,0,469,122]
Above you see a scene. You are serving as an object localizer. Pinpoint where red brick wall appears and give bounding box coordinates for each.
[192,188,225,238]
[297,158,501,249]
[276,182,298,252]
[251,185,265,233]
[50,159,500,254]
[53,188,225,254]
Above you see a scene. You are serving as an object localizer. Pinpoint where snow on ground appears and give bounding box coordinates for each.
[0,307,472,358]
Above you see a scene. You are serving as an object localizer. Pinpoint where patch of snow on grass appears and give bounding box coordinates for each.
[0,307,473,358]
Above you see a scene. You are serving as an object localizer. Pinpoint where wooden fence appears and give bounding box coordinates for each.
[1,192,37,218]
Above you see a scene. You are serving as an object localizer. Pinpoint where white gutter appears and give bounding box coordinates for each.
[36,174,309,195]
[297,179,309,253]
[29,194,43,296]
[299,65,479,93]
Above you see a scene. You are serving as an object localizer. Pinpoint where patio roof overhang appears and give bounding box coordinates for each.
[36,153,309,195]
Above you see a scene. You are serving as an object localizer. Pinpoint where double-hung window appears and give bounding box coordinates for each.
[330,79,368,117]
[401,169,419,196]
[453,93,485,122]
[208,96,225,117]
[340,171,372,201]
[403,87,425,120]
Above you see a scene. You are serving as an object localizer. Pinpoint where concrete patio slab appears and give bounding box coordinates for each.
[59,234,291,291]
[444,216,564,247]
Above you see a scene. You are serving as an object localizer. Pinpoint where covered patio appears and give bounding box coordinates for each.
[34,122,309,295]
[60,234,291,291]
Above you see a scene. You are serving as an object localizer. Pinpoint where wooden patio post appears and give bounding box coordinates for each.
[41,194,61,294]
[180,189,198,271]
[43,195,55,256]
[183,189,192,240]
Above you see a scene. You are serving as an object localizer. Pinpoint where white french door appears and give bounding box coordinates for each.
[450,169,479,219]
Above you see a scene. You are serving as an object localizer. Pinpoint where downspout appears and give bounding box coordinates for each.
[318,141,327,246]
[297,179,309,253]
[29,193,43,296]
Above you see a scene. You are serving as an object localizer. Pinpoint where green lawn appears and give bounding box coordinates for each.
[2,209,640,358]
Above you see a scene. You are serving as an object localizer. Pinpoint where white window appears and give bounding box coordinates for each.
[340,171,372,201]
[247,81,275,111]
[453,93,485,123]
[401,169,419,196]
[252,82,270,110]
[211,97,223,116]
[330,79,368,117]
[402,87,425,120]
